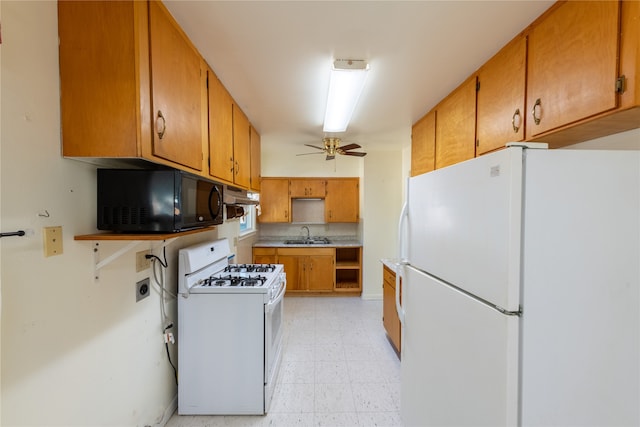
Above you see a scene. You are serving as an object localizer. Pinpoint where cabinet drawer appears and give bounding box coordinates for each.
[383,265,396,289]
[277,247,334,257]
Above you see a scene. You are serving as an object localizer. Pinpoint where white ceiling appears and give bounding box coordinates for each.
[164,1,554,154]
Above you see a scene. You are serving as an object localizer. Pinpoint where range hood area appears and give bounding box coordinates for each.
[224,185,259,220]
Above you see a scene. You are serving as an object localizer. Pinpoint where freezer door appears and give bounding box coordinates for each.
[401,265,519,426]
[407,147,522,311]
[520,149,640,426]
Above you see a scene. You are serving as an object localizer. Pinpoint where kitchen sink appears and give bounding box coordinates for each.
[284,237,331,245]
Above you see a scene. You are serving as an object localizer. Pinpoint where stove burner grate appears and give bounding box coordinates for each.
[225,264,277,273]
[203,274,268,287]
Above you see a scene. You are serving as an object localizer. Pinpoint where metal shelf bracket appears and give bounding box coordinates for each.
[93,241,141,281]
[92,238,180,281]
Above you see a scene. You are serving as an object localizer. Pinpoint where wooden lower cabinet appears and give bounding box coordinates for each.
[382,264,401,354]
[252,246,363,295]
[277,248,334,293]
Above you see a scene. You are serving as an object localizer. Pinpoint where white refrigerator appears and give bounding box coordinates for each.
[397,145,639,426]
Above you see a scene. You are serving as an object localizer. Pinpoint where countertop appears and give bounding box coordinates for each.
[253,237,362,248]
[380,258,401,272]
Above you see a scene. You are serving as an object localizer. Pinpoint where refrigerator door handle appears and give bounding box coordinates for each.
[395,262,406,324]
[413,265,522,317]
[395,177,409,324]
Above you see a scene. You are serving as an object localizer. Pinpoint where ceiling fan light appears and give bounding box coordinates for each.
[323,60,369,133]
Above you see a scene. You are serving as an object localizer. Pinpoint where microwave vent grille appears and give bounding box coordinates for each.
[102,206,149,226]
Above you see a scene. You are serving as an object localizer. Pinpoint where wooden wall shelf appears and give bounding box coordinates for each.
[74,227,215,241]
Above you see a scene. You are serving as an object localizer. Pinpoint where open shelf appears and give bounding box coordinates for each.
[74,226,216,241]
[335,247,361,292]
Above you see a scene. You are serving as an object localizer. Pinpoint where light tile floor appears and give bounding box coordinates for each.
[166,296,403,427]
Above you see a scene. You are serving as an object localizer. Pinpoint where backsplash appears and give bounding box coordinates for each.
[258,222,360,240]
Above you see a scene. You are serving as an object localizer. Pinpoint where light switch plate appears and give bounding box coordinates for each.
[43,226,63,257]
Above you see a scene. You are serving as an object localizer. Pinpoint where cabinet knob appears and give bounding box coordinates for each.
[531,99,542,125]
[155,110,166,139]
[235,161,239,175]
[512,108,521,133]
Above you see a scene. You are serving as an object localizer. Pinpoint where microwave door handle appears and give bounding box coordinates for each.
[209,185,222,219]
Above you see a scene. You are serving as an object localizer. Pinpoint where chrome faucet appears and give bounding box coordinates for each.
[301,226,310,240]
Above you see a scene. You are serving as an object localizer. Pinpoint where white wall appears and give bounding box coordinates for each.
[0,2,223,425]
[362,151,403,299]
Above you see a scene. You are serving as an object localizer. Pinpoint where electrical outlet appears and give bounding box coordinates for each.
[136,278,150,302]
[136,250,152,272]
[43,226,63,257]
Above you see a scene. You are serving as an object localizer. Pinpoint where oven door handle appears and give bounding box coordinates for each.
[266,277,287,312]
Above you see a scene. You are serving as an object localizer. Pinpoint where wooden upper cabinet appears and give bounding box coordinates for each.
[290,179,326,198]
[232,105,251,188]
[526,1,621,138]
[250,126,261,192]
[58,1,204,172]
[207,69,234,183]
[435,77,477,169]
[476,35,526,155]
[58,1,139,158]
[258,178,290,223]
[148,1,203,170]
[411,110,436,176]
[325,178,359,223]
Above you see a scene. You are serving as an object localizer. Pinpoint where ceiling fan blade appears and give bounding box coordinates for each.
[339,143,361,151]
[326,154,335,161]
[304,144,326,151]
[296,152,325,156]
[342,151,367,157]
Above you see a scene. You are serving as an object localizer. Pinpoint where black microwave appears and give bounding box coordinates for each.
[97,169,224,232]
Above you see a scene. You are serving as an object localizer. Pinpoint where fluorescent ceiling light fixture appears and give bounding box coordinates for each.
[323,59,369,133]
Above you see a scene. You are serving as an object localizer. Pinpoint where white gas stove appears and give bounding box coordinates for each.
[177,239,286,415]
[178,239,284,301]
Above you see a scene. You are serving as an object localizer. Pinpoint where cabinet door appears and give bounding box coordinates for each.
[307,255,335,292]
[526,1,620,138]
[289,179,326,198]
[250,126,261,192]
[148,1,203,171]
[476,36,526,155]
[233,105,251,188]
[58,1,141,158]
[411,110,436,176]
[207,69,234,183]
[325,179,359,223]
[278,254,303,292]
[383,266,401,352]
[435,77,477,169]
[258,179,290,223]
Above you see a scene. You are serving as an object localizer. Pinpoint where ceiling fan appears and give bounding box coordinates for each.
[297,137,367,161]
